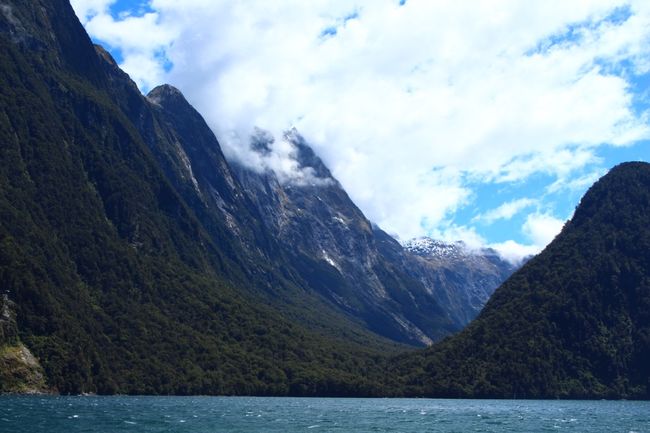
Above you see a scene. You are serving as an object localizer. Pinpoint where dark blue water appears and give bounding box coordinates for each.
[0,396,648,432]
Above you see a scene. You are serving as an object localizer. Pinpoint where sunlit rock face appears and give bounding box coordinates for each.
[403,237,519,326]
[231,130,519,345]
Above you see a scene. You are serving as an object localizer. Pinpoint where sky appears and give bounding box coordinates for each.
[71,0,650,263]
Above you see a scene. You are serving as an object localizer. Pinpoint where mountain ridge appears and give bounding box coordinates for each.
[389,161,650,399]
[401,236,518,326]
[8,0,643,400]
[230,129,518,344]
[0,0,398,395]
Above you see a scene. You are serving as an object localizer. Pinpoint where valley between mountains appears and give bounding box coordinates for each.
[0,0,648,399]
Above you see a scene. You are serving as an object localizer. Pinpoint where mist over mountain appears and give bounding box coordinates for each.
[0,0,394,395]
[0,0,516,394]
[3,0,647,401]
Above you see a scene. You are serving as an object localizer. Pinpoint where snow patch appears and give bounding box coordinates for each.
[321,249,341,272]
[404,237,469,259]
[174,141,200,193]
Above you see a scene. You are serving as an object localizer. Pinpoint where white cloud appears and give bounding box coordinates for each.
[523,212,566,247]
[490,240,540,265]
[71,0,176,91]
[488,212,566,263]
[474,198,538,224]
[71,0,650,247]
[238,128,335,186]
[70,0,113,24]
[546,169,606,194]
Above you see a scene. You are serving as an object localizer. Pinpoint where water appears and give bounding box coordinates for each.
[0,396,648,432]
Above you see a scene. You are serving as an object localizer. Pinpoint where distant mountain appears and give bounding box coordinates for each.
[405,238,472,258]
[403,237,518,326]
[0,0,521,395]
[232,131,517,345]
[390,162,650,399]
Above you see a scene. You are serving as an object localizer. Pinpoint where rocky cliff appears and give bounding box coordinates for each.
[232,130,517,344]
[403,237,517,326]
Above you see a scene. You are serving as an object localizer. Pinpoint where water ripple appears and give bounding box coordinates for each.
[0,396,648,433]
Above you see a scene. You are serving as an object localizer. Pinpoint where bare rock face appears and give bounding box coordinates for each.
[0,344,49,393]
[0,295,49,393]
[403,238,519,326]
[231,130,520,345]
[0,293,18,345]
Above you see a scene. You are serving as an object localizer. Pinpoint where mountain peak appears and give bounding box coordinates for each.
[147,84,188,107]
[250,127,274,156]
[396,162,650,398]
[404,237,468,259]
[243,127,334,185]
[570,160,650,229]
[609,160,649,173]
[283,129,333,180]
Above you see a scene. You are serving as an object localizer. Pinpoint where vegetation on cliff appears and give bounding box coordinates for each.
[388,162,650,399]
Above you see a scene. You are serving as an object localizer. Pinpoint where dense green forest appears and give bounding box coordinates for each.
[387,162,650,399]
[1,0,649,399]
[0,0,399,395]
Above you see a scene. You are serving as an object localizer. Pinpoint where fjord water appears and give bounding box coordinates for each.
[1,396,648,432]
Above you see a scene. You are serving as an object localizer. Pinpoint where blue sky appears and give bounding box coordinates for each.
[72,0,650,261]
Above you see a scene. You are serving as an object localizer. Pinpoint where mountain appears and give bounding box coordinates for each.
[232,131,517,345]
[0,0,399,395]
[233,129,446,345]
[403,237,517,326]
[390,162,650,399]
[4,0,647,400]
[0,0,520,395]
[143,85,453,346]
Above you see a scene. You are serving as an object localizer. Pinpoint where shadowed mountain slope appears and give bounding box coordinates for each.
[0,0,397,395]
[232,131,517,345]
[1,0,521,395]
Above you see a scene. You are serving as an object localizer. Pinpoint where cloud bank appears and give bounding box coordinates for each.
[71,0,650,260]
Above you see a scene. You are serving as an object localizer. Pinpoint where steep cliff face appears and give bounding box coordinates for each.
[403,238,517,326]
[0,0,396,395]
[92,46,263,273]
[138,81,431,345]
[232,131,516,344]
[232,132,442,345]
